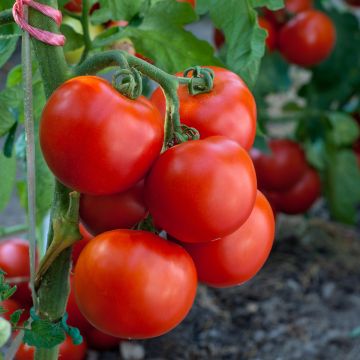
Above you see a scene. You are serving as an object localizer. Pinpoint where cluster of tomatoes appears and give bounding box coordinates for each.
[250,139,321,216]
[36,65,275,340]
[215,0,337,67]
[0,236,121,359]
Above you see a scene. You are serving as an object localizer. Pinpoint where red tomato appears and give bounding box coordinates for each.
[15,336,87,360]
[278,10,336,67]
[213,28,225,49]
[264,0,313,27]
[80,181,147,235]
[277,168,321,214]
[184,191,274,287]
[85,326,121,350]
[64,0,82,12]
[72,224,93,267]
[214,18,276,51]
[66,276,92,335]
[0,238,33,305]
[74,230,197,339]
[259,17,277,51]
[346,0,360,6]
[145,136,257,243]
[40,76,164,195]
[250,139,307,192]
[151,66,257,150]
[177,0,196,8]
[1,299,20,321]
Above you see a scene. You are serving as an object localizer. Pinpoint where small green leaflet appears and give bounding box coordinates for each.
[250,0,284,10]
[0,151,16,212]
[24,319,66,348]
[326,112,360,147]
[207,0,266,87]
[10,309,24,326]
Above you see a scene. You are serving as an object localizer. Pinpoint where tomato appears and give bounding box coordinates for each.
[0,238,33,305]
[263,0,313,27]
[145,136,257,243]
[278,10,336,67]
[250,139,307,192]
[85,326,121,350]
[213,28,225,49]
[184,191,274,287]
[214,18,276,51]
[74,230,197,339]
[15,336,87,360]
[1,299,20,321]
[72,224,93,267]
[40,76,164,195]
[80,181,147,235]
[177,0,196,8]
[151,66,256,150]
[277,168,321,214]
[66,276,92,334]
[258,17,277,51]
[346,0,360,6]
[64,0,82,12]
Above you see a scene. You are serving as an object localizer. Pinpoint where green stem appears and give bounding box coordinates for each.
[74,50,183,147]
[0,224,27,238]
[25,1,76,360]
[78,0,91,63]
[0,9,13,26]
[22,5,38,311]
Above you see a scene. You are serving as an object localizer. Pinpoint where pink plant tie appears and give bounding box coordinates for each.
[12,0,65,46]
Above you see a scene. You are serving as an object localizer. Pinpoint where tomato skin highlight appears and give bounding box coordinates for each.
[80,180,147,235]
[277,168,321,214]
[145,136,257,243]
[151,66,257,150]
[184,191,274,288]
[278,10,336,67]
[74,230,197,339]
[40,76,164,195]
[250,139,307,192]
[15,336,87,360]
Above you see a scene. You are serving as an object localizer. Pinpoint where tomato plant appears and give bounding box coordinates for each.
[278,10,336,67]
[40,76,164,195]
[184,191,275,287]
[145,136,257,243]
[151,66,257,150]
[74,230,197,338]
[79,180,147,235]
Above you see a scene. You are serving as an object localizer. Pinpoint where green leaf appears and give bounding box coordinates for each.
[24,319,66,348]
[10,309,24,326]
[326,112,360,146]
[250,0,284,10]
[208,0,266,87]
[0,93,16,137]
[0,318,11,347]
[324,149,360,224]
[0,151,16,212]
[0,24,19,68]
[304,139,327,170]
[253,51,291,103]
[92,0,144,23]
[60,24,84,52]
[123,0,220,73]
